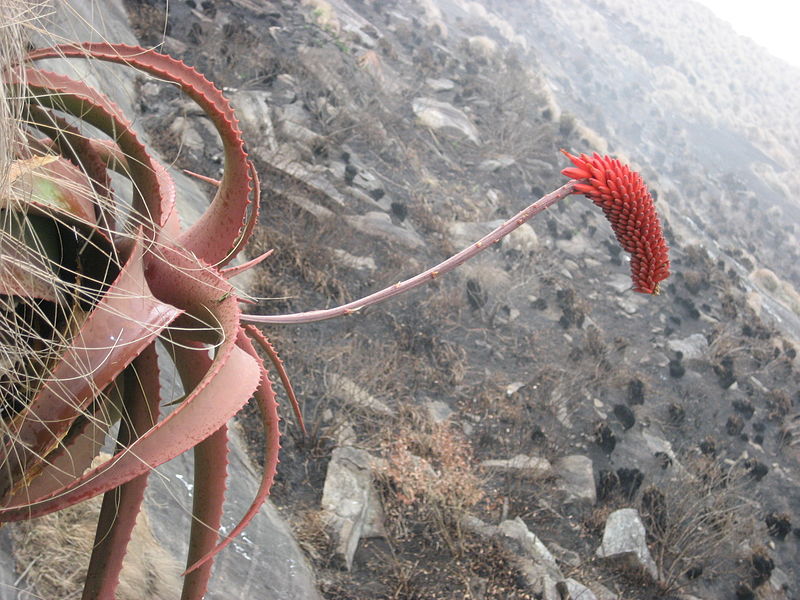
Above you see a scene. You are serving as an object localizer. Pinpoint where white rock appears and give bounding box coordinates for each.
[426,399,453,423]
[412,97,480,144]
[505,381,526,396]
[425,77,455,91]
[666,333,708,361]
[564,578,598,600]
[596,508,658,581]
[498,517,562,577]
[555,455,596,504]
[481,455,552,477]
[321,447,385,570]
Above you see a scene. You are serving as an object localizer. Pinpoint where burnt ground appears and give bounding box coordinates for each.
[124,1,800,598]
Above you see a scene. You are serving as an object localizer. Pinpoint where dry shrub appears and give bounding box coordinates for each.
[290,508,333,565]
[377,416,483,553]
[643,455,756,590]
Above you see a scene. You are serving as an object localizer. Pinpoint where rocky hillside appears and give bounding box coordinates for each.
[15,0,798,598]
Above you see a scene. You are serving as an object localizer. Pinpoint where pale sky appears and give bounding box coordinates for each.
[694,0,800,68]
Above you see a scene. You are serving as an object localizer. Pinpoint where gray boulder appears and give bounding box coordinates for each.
[562,579,598,600]
[666,333,708,362]
[555,455,596,505]
[596,508,658,581]
[321,447,386,570]
[498,517,562,577]
[412,97,480,144]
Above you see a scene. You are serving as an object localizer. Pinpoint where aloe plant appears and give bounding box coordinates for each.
[0,42,669,598]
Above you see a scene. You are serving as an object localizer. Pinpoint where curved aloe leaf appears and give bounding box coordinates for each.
[0,239,182,501]
[0,335,259,520]
[183,325,281,576]
[83,343,161,599]
[12,155,98,224]
[27,44,256,266]
[23,105,115,230]
[166,338,230,599]
[247,325,304,435]
[0,210,63,301]
[20,68,174,233]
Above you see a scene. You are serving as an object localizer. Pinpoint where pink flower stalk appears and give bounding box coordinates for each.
[561,150,670,294]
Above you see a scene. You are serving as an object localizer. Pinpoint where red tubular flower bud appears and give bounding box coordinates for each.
[561,150,670,294]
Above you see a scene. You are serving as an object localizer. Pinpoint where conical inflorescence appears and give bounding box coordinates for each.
[561,150,670,294]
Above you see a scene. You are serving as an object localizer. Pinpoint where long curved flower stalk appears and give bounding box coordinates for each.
[243,181,578,325]
[0,38,670,599]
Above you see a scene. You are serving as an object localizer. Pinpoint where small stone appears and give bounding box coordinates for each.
[346,212,425,249]
[328,375,392,415]
[505,382,526,396]
[426,400,453,423]
[481,454,552,477]
[425,77,455,91]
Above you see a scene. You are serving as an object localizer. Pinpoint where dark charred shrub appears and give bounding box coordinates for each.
[627,378,645,405]
[713,356,736,388]
[732,397,754,419]
[613,404,635,430]
[682,270,706,295]
[765,389,792,421]
[765,512,791,540]
[750,547,774,586]
[616,467,644,501]
[594,422,616,454]
[699,437,716,457]
[654,451,672,469]
[465,279,488,310]
[744,459,768,482]
[596,469,619,503]
[668,353,685,378]
[685,565,702,580]
[556,287,584,328]
[640,486,667,540]
[668,403,685,425]
[726,414,744,436]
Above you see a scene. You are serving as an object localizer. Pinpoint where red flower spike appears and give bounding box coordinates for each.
[561,150,670,295]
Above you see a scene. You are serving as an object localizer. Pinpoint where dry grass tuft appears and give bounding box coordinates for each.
[11,458,182,599]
